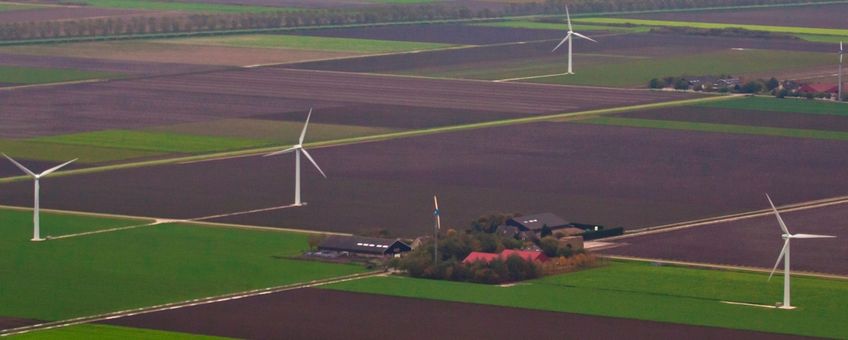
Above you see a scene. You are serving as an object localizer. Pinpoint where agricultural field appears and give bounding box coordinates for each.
[603,202,848,275]
[0,6,156,24]
[95,287,800,340]
[4,115,848,238]
[76,0,288,13]
[0,207,363,323]
[0,65,123,85]
[160,34,457,53]
[623,3,848,30]
[14,324,226,340]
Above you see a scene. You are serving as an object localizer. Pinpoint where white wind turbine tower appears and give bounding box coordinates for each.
[552,5,597,75]
[765,194,836,309]
[838,41,843,102]
[3,153,76,241]
[264,108,326,207]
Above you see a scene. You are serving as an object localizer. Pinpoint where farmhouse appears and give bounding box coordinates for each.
[462,249,549,264]
[506,213,569,231]
[798,83,839,94]
[318,235,412,257]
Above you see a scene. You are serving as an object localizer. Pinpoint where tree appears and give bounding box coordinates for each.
[766,77,780,91]
[648,78,663,89]
[674,78,690,90]
[540,224,552,238]
[539,236,559,257]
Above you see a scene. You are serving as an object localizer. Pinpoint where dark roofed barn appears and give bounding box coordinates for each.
[507,213,569,232]
[318,235,412,256]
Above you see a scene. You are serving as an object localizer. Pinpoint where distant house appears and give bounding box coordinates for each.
[495,225,521,238]
[799,83,838,94]
[558,236,584,251]
[462,249,548,264]
[506,213,569,232]
[318,235,412,257]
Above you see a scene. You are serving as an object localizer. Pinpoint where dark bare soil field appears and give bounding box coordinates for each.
[0,53,218,77]
[287,32,836,74]
[0,317,40,331]
[0,67,692,138]
[0,159,82,178]
[618,106,848,132]
[603,203,848,275]
[625,3,848,29]
[102,288,806,340]
[0,7,163,23]
[3,122,848,237]
[289,24,565,45]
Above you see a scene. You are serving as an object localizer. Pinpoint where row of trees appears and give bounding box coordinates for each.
[649,26,797,40]
[0,0,837,41]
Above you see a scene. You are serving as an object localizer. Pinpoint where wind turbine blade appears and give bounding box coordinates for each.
[299,108,313,145]
[433,195,439,211]
[300,149,327,178]
[572,32,598,43]
[39,158,77,177]
[2,153,36,177]
[552,33,571,52]
[565,5,572,32]
[768,239,789,281]
[791,233,837,239]
[263,146,298,157]
[766,194,790,235]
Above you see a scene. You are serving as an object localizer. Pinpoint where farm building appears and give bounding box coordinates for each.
[798,83,840,94]
[506,213,569,231]
[318,235,412,257]
[462,249,549,264]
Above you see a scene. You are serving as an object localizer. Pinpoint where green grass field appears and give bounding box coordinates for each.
[79,0,289,13]
[0,208,364,321]
[0,139,164,164]
[698,96,848,116]
[162,34,456,53]
[526,49,833,87]
[12,324,228,339]
[473,20,650,33]
[575,116,848,140]
[148,119,399,145]
[574,17,848,38]
[32,130,271,153]
[325,261,848,338]
[0,3,44,11]
[0,66,122,85]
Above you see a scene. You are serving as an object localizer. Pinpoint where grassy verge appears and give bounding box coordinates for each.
[78,0,290,13]
[574,17,848,38]
[0,208,364,321]
[11,324,228,339]
[32,130,271,153]
[148,119,399,145]
[527,49,832,87]
[0,139,164,164]
[577,116,848,140]
[698,96,848,116]
[0,94,736,183]
[472,20,650,33]
[0,66,122,85]
[323,261,848,338]
[161,34,456,53]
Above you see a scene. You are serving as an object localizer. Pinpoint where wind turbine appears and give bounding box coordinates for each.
[433,195,441,265]
[3,153,76,241]
[765,194,836,309]
[264,108,326,207]
[552,5,597,75]
[838,41,843,102]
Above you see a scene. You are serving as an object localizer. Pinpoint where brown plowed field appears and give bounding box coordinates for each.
[603,202,848,275]
[3,122,848,238]
[0,42,357,67]
[0,159,82,178]
[287,32,837,73]
[625,3,848,29]
[102,288,808,340]
[618,106,848,132]
[0,67,693,138]
[0,7,167,23]
[289,24,566,45]
[0,317,40,331]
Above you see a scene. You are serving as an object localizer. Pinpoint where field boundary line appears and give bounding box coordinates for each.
[0,271,384,337]
[607,194,848,240]
[0,204,352,236]
[602,255,848,281]
[0,78,109,91]
[0,93,736,183]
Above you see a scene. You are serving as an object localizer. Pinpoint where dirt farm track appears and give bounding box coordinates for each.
[102,288,808,340]
[0,67,693,138]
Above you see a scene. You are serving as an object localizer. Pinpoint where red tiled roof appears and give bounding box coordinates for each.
[462,252,500,264]
[800,83,838,93]
[462,250,548,264]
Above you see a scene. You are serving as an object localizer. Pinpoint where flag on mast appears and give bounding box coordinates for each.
[433,195,441,230]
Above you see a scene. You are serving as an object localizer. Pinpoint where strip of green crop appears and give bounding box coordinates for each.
[78,0,292,13]
[574,17,848,37]
[578,116,848,140]
[0,66,122,84]
[31,130,271,153]
[0,94,738,183]
[697,96,848,116]
[162,34,456,53]
[13,324,230,339]
[473,20,649,32]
